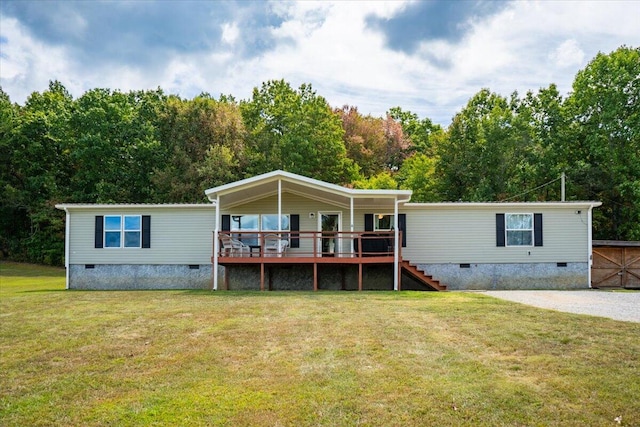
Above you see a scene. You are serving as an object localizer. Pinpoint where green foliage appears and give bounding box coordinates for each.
[152,94,246,202]
[69,88,164,203]
[241,80,356,184]
[388,106,441,155]
[563,46,640,240]
[352,171,398,189]
[1,81,72,264]
[397,153,439,202]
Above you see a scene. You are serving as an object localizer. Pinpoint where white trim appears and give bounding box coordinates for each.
[393,200,399,291]
[373,213,394,231]
[56,204,215,210]
[588,206,593,288]
[404,201,602,209]
[204,170,412,200]
[103,215,142,249]
[63,207,70,290]
[350,197,354,256]
[213,196,219,291]
[261,214,291,231]
[278,179,282,233]
[504,213,534,248]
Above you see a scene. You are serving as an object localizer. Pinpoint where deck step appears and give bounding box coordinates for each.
[401,260,447,291]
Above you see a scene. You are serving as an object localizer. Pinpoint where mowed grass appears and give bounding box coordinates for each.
[1,262,639,426]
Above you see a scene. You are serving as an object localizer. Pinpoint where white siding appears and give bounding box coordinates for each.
[401,205,590,264]
[68,206,215,265]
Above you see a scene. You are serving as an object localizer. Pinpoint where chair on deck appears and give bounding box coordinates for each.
[219,233,250,257]
[264,234,289,257]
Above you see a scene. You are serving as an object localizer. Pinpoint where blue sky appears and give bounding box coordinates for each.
[1,0,638,126]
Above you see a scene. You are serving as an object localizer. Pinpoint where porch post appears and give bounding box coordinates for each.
[213,196,220,291]
[350,197,354,256]
[393,199,399,291]
[587,205,593,288]
[278,179,282,233]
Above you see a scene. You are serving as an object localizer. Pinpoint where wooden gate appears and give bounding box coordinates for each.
[592,241,640,289]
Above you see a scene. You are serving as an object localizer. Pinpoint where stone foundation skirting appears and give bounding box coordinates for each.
[69,264,217,290]
[68,262,588,291]
[417,262,590,290]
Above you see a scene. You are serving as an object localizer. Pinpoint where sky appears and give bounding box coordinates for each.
[1,0,638,126]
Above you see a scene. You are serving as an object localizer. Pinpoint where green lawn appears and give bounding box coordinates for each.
[1,262,639,426]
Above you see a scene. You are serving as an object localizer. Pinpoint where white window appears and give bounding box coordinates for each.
[230,214,259,245]
[104,215,141,248]
[505,213,533,246]
[261,214,290,231]
[374,214,393,231]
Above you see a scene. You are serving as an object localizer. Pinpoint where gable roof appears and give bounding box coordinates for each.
[204,170,412,209]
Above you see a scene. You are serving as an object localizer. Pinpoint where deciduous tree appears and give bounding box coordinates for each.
[241,80,356,184]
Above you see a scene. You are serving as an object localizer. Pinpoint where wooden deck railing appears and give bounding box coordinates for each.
[214,230,400,259]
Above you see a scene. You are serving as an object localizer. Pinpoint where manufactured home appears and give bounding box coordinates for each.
[56,170,601,291]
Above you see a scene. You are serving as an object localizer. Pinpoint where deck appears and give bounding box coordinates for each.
[213,231,401,291]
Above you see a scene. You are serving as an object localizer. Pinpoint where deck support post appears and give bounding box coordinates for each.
[313,263,318,291]
[358,263,363,291]
[260,262,265,291]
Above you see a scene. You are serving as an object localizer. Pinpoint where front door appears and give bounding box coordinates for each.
[318,212,341,256]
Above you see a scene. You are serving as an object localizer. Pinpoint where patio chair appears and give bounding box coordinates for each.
[264,234,289,257]
[219,233,250,257]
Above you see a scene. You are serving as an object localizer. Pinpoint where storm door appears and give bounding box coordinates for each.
[318,212,341,256]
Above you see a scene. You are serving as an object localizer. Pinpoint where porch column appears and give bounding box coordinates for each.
[393,199,399,291]
[278,179,282,233]
[588,206,593,288]
[350,197,354,256]
[213,196,220,291]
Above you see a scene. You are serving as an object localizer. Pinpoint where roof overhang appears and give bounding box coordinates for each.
[204,170,412,209]
[55,204,216,211]
[402,201,602,209]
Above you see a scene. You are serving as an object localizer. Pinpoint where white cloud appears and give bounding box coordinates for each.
[0,17,77,99]
[221,22,239,45]
[550,39,585,69]
[1,0,639,126]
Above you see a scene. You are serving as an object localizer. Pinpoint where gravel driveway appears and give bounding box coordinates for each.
[483,290,640,323]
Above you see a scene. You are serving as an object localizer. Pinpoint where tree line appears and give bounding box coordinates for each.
[1,46,638,265]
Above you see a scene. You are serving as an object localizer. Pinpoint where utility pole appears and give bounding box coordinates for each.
[561,172,566,202]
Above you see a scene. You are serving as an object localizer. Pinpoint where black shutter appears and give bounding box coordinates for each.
[221,215,231,231]
[398,213,407,247]
[142,215,151,248]
[95,216,104,248]
[290,214,300,248]
[496,213,505,247]
[534,213,543,247]
[364,214,374,232]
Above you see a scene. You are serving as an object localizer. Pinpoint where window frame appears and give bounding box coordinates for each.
[260,214,290,232]
[505,213,534,247]
[103,215,142,249]
[230,214,260,246]
[374,213,393,231]
[230,214,259,233]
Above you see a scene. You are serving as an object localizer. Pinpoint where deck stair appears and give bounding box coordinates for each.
[400,260,447,291]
